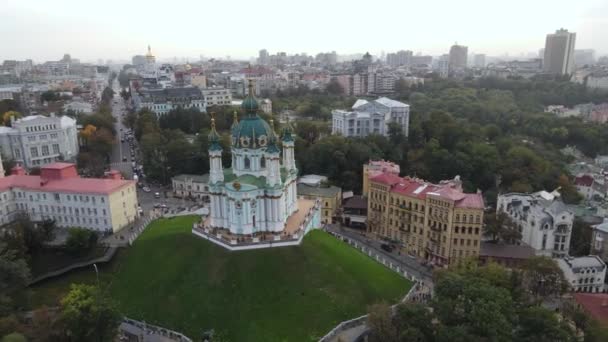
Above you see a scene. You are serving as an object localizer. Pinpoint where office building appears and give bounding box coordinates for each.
[201,87,232,106]
[543,29,576,75]
[367,173,484,267]
[473,54,486,68]
[258,49,269,65]
[575,49,596,67]
[386,50,413,67]
[497,190,573,258]
[133,86,205,116]
[0,114,78,169]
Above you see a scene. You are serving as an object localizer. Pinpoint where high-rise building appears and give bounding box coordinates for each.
[543,29,576,75]
[258,49,269,65]
[574,49,596,67]
[386,50,413,67]
[448,43,468,75]
[473,54,486,68]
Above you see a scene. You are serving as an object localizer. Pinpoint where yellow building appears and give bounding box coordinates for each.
[367,173,484,267]
[362,160,400,197]
[297,183,342,224]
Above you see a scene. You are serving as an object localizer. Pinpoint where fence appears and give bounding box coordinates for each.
[28,247,117,285]
[127,215,156,246]
[121,317,192,342]
[318,230,430,342]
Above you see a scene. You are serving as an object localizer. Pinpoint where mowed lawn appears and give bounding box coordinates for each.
[33,216,410,341]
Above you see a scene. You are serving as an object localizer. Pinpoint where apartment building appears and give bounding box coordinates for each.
[201,87,232,106]
[0,162,138,233]
[133,86,205,116]
[362,160,400,197]
[297,175,342,224]
[0,114,78,169]
[172,173,209,201]
[367,173,484,267]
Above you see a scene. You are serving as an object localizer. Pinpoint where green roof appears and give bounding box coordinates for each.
[232,116,272,149]
[172,174,209,183]
[297,183,341,198]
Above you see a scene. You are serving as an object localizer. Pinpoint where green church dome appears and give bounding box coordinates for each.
[231,79,276,150]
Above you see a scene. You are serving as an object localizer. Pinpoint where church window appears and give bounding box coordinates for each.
[244,157,251,169]
[260,156,266,168]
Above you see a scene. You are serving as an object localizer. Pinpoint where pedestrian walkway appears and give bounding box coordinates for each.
[119,318,192,342]
[102,212,160,247]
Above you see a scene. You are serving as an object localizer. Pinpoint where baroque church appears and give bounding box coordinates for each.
[206,80,300,236]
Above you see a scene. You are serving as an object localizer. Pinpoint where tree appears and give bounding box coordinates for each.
[0,242,30,314]
[521,257,568,303]
[570,219,592,256]
[0,333,26,342]
[2,111,21,127]
[65,228,97,255]
[367,302,397,342]
[516,306,576,342]
[392,303,435,341]
[325,79,344,95]
[483,212,522,243]
[41,90,60,102]
[60,284,121,342]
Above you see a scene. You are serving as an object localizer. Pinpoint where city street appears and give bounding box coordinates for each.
[325,224,434,285]
[108,81,201,214]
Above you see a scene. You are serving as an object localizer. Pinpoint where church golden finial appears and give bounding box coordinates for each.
[233,110,238,123]
[247,78,254,96]
[210,112,216,129]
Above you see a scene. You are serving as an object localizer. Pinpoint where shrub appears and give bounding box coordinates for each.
[65,228,97,255]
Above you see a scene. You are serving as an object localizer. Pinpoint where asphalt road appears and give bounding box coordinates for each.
[326,224,434,285]
[109,81,197,214]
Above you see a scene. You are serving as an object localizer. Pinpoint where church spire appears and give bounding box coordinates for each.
[208,112,222,151]
[241,79,259,117]
[266,114,280,154]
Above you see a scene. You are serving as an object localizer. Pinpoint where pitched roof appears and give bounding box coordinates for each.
[370,173,484,209]
[575,174,594,187]
[0,174,134,195]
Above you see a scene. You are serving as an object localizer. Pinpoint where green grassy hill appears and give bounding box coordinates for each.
[32,216,410,341]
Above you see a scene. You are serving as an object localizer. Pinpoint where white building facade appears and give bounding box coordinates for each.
[206,81,299,235]
[331,97,409,138]
[0,115,78,169]
[201,88,232,106]
[557,256,606,293]
[0,163,138,233]
[497,190,574,258]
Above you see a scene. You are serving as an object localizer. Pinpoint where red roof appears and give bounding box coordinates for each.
[370,172,484,209]
[0,164,134,195]
[573,293,608,324]
[575,174,594,187]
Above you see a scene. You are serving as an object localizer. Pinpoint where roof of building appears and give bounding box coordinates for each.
[172,173,209,183]
[575,174,594,187]
[375,97,409,108]
[370,173,484,209]
[593,218,608,233]
[352,99,368,109]
[573,293,608,324]
[0,164,134,195]
[297,183,341,198]
[500,190,572,219]
[479,242,536,259]
[343,195,367,210]
[140,86,203,103]
[558,255,606,270]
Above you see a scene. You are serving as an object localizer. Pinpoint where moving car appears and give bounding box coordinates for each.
[142,186,151,193]
[154,192,161,199]
[381,243,394,253]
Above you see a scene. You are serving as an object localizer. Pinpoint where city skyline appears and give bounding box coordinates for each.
[2,0,608,62]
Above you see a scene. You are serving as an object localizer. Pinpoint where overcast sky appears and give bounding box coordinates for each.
[2,0,607,63]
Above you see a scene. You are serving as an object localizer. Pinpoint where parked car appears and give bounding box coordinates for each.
[142,186,151,193]
[154,192,161,199]
[122,156,127,162]
[381,243,394,253]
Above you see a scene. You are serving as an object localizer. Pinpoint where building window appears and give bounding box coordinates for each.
[52,144,60,154]
[30,147,38,157]
[41,145,49,156]
[260,156,266,168]
[244,157,250,169]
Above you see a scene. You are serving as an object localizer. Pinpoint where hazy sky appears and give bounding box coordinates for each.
[2,0,607,62]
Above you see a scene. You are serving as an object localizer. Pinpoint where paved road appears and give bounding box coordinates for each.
[326,224,434,285]
[108,81,200,215]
